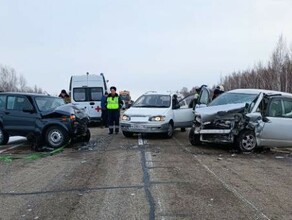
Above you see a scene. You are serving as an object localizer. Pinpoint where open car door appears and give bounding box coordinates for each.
[173,94,195,128]
[196,86,212,109]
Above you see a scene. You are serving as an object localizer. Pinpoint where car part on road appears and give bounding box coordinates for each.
[45,126,69,148]
[237,130,257,152]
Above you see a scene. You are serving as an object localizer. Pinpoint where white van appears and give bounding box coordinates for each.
[69,73,108,122]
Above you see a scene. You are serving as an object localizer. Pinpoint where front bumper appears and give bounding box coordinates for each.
[120,122,169,133]
[195,128,234,143]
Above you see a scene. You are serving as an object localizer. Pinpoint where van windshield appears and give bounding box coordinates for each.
[133,94,171,108]
[73,87,103,102]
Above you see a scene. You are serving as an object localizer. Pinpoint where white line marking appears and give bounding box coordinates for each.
[173,137,271,220]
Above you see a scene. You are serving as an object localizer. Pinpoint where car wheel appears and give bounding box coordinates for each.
[237,130,257,152]
[83,129,91,142]
[0,127,9,145]
[181,128,186,132]
[123,131,133,138]
[189,127,201,146]
[45,126,69,148]
[165,123,174,138]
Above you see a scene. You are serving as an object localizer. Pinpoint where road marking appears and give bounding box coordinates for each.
[0,143,24,154]
[173,137,271,220]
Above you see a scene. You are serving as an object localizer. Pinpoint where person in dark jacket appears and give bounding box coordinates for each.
[59,89,71,103]
[101,91,108,127]
[212,85,224,100]
[106,86,123,134]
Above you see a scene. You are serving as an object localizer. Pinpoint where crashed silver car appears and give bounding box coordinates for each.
[189,89,292,152]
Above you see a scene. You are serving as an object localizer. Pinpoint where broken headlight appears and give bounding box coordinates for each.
[195,115,201,123]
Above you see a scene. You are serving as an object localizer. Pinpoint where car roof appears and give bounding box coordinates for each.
[143,91,176,96]
[227,88,292,97]
[0,92,55,97]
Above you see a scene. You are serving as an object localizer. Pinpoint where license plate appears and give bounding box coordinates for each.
[132,125,145,129]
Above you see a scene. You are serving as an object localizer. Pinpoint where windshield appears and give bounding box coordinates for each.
[35,96,65,112]
[133,94,171,108]
[208,92,258,107]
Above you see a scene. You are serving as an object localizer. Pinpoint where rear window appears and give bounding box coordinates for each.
[208,92,258,106]
[73,87,103,102]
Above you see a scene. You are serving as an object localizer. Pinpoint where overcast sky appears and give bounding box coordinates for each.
[1,0,292,99]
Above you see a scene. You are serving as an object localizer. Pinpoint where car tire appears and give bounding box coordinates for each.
[165,123,174,138]
[123,131,133,138]
[45,126,69,148]
[237,130,257,152]
[0,127,9,145]
[189,127,201,146]
[83,129,91,142]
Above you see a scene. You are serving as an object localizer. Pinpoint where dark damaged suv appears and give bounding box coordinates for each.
[0,92,90,150]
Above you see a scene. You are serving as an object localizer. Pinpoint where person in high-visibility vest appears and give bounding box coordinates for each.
[106,86,123,134]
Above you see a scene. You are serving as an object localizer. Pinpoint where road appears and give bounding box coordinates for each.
[0,128,292,220]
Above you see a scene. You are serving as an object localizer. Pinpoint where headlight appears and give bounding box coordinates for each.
[149,116,165,122]
[122,115,130,121]
[195,115,201,123]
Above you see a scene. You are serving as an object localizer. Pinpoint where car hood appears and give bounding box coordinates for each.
[196,103,247,121]
[42,104,89,119]
[124,107,169,116]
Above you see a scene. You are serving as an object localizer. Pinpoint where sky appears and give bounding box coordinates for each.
[1,0,292,100]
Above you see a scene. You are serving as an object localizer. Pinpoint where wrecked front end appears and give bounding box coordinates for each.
[194,104,264,144]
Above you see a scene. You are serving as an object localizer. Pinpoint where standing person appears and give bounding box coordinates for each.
[59,89,71,103]
[101,91,108,128]
[212,85,224,100]
[106,86,123,134]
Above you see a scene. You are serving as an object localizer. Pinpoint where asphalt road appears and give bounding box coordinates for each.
[0,128,292,220]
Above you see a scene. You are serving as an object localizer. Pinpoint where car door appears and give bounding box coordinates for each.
[259,97,292,147]
[3,95,38,136]
[173,94,195,128]
[196,86,211,109]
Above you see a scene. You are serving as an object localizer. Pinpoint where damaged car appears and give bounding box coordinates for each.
[189,89,292,152]
[0,92,90,150]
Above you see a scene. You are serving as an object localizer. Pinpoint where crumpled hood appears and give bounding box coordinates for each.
[196,103,246,121]
[124,107,169,117]
[42,104,88,119]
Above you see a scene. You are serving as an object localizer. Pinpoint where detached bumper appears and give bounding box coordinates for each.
[121,122,169,133]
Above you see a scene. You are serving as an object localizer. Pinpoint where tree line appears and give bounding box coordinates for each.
[220,36,292,92]
[180,36,292,96]
[0,65,43,93]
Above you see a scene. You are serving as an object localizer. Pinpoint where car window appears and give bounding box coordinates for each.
[282,99,292,118]
[90,87,103,101]
[199,88,210,105]
[7,96,33,111]
[133,94,171,108]
[179,95,195,108]
[73,88,86,101]
[267,99,283,117]
[35,96,65,112]
[208,92,258,106]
